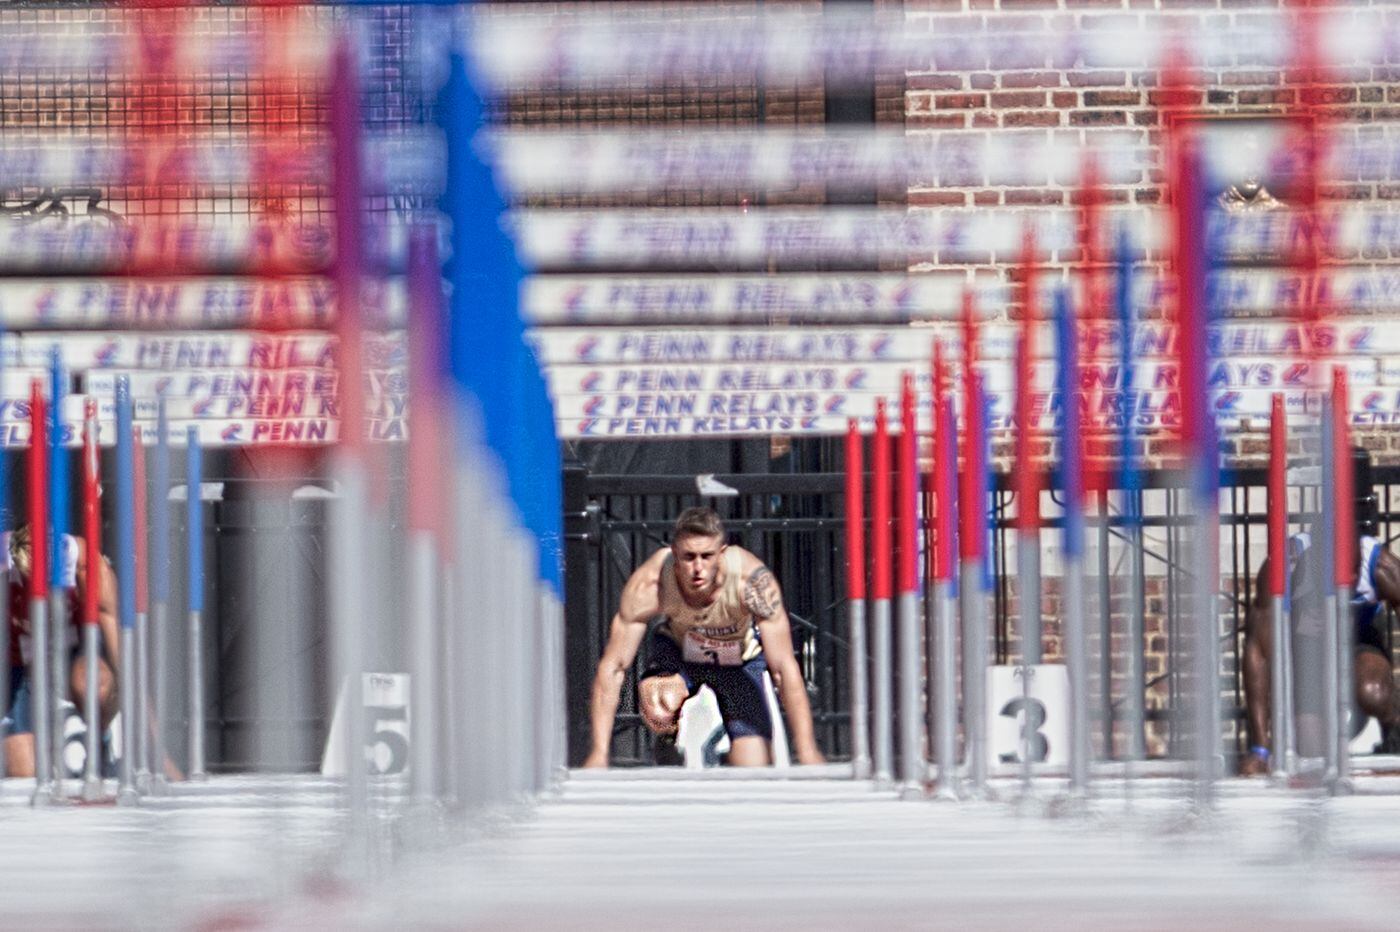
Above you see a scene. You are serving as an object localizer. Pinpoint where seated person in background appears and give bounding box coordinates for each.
[1241,451,1400,775]
[583,506,825,768]
[2,525,119,777]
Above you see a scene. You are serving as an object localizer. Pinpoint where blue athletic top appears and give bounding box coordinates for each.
[1289,531,1383,631]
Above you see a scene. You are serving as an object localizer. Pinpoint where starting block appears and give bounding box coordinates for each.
[1351,715,1382,755]
[676,685,727,768]
[675,672,790,768]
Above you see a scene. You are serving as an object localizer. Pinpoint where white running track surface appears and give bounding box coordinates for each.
[5,772,1400,929]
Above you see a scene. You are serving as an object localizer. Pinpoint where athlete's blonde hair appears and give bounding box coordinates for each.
[713,547,747,620]
[673,506,725,541]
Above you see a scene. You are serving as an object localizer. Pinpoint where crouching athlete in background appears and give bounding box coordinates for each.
[1241,450,1400,775]
[583,507,825,768]
[2,525,119,777]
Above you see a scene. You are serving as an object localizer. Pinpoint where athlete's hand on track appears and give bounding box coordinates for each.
[638,674,687,735]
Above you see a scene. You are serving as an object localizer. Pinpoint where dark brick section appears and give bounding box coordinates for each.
[937,93,991,109]
[992,91,1049,107]
[1004,110,1063,126]
[1069,110,1128,126]
[1083,90,1143,107]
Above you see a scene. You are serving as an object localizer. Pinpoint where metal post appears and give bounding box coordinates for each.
[1097,493,1113,757]
[931,582,959,800]
[960,564,988,794]
[80,399,103,800]
[1014,325,1043,791]
[1273,597,1294,776]
[47,348,69,791]
[959,302,991,798]
[29,596,51,803]
[1124,506,1147,763]
[1267,394,1292,779]
[1190,471,1223,804]
[848,597,870,779]
[931,394,959,801]
[454,451,489,808]
[967,380,998,798]
[1335,586,1353,786]
[408,532,438,803]
[1064,556,1090,794]
[552,576,568,785]
[439,568,459,802]
[1319,406,1339,787]
[536,587,559,793]
[0,285,6,781]
[1116,231,1147,765]
[185,427,207,782]
[81,625,101,797]
[899,613,924,789]
[0,570,7,779]
[1014,235,1043,671]
[132,437,150,792]
[329,33,366,835]
[1054,286,1090,798]
[1172,137,1222,807]
[482,492,512,804]
[48,593,68,788]
[114,378,138,804]
[329,458,367,812]
[149,396,171,790]
[406,227,441,807]
[897,375,924,796]
[1331,369,1355,790]
[1019,543,1042,667]
[26,381,52,804]
[844,421,871,779]
[870,400,893,786]
[505,527,533,800]
[1322,584,1340,783]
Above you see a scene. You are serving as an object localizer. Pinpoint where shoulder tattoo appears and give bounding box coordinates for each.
[743,566,781,619]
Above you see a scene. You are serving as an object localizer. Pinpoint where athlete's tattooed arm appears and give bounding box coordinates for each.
[746,560,826,764]
[743,566,781,619]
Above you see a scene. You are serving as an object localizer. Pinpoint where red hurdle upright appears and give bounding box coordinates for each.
[1331,369,1354,783]
[1015,228,1042,669]
[1267,393,1293,779]
[133,431,151,791]
[930,346,960,800]
[80,399,103,800]
[896,373,924,795]
[958,289,991,795]
[871,399,893,786]
[844,419,871,778]
[27,381,54,803]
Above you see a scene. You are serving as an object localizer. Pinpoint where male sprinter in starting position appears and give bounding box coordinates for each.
[1241,451,1400,775]
[584,507,825,767]
[2,525,120,776]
